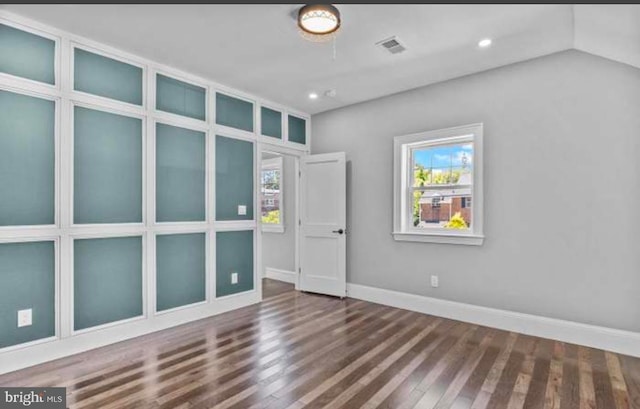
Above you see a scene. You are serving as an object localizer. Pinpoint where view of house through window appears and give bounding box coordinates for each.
[412,141,473,230]
[261,156,282,226]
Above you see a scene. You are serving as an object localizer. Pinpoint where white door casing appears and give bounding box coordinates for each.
[299,152,346,297]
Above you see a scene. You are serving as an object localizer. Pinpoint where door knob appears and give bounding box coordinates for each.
[332,229,345,235]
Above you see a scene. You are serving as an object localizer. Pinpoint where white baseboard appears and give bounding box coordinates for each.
[265,267,297,284]
[0,291,260,375]
[347,283,640,358]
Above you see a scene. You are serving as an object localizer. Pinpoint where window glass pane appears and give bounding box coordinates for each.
[288,115,306,145]
[215,135,254,220]
[74,236,143,331]
[156,123,206,222]
[261,107,282,139]
[0,24,55,84]
[0,241,55,348]
[216,93,253,132]
[216,230,254,297]
[0,90,55,226]
[74,106,142,224]
[261,166,281,224]
[412,142,473,229]
[74,48,143,105]
[156,233,206,312]
[156,74,206,121]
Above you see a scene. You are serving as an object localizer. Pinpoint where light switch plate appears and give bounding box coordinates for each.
[238,205,247,216]
[18,309,32,327]
[231,272,238,284]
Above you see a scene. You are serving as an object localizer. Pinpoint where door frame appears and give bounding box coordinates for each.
[257,141,306,295]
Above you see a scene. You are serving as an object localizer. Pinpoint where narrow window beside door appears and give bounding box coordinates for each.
[261,156,284,233]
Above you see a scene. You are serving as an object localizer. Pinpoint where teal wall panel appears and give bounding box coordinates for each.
[156,74,206,121]
[156,123,206,222]
[156,233,206,312]
[74,48,143,105]
[216,230,254,297]
[74,106,142,224]
[288,115,307,145]
[0,90,55,226]
[215,135,253,221]
[74,236,142,331]
[0,23,55,85]
[261,107,282,139]
[215,93,253,132]
[0,241,55,349]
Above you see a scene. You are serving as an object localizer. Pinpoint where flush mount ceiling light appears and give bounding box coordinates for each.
[297,4,341,44]
[308,92,319,100]
[298,4,341,36]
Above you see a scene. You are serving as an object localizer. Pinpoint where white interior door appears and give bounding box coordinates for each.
[299,152,346,297]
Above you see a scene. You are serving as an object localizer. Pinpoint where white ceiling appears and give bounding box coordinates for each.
[1,4,638,115]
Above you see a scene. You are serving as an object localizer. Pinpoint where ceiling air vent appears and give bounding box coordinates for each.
[376,36,407,54]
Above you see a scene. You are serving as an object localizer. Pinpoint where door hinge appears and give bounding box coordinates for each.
[298,267,301,274]
[299,170,301,177]
[299,219,301,226]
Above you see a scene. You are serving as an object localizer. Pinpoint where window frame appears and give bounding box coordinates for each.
[260,156,284,233]
[393,123,484,245]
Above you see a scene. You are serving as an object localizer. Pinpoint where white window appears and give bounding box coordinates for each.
[261,156,284,233]
[393,123,484,245]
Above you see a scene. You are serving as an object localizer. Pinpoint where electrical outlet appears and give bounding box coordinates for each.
[231,272,238,285]
[18,309,32,327]
[237,205,247,216]
[430,275,439,288]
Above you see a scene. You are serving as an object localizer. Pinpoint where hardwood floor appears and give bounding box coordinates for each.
[1,279,639,409]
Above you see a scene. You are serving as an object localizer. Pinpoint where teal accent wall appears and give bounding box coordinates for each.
[261,107,282,139]
[74,106,143,224]
[156,74,206,121]
[215,135,253,221]
[156,123,206,222]
[216,230,254,297]
[0,90,55,226]
[215,93,253,132]
[0,24,55,85]
[74,48,143,105]
[0,241,55,349]
[74,236,143,331]
[288,115,307,145]
[156,233,206,312]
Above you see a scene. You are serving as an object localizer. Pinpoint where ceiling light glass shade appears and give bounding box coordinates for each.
[298,4,341,35]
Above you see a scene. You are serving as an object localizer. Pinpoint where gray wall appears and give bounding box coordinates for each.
[312,50,640,332]
[262,154,297,273]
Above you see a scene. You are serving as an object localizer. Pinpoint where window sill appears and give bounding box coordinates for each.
[262,224,285,234]
[392,231,484,246]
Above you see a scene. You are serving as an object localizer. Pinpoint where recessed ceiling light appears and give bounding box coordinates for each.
[478,38,492,48]
[309,92,319,100]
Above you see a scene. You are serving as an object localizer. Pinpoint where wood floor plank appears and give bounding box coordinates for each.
[578,347,596,409]
[590,348,616,409]
[0,279,639,409]
[606,351,631,409]
[522,339,553,409]
[470,332,519,409]
[619,354,640,409]
[448,330,510,409]
[560,343,581,409]
[543,341,565,409]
